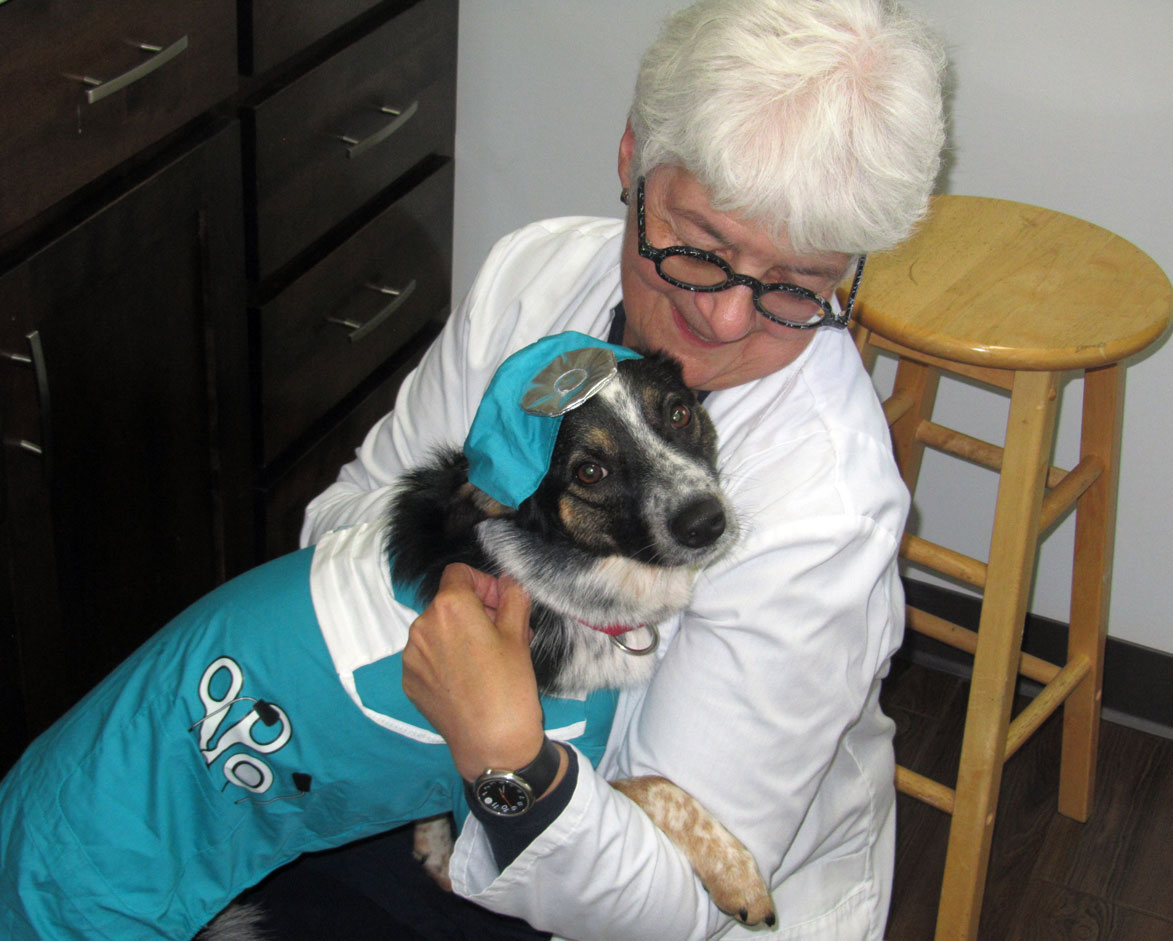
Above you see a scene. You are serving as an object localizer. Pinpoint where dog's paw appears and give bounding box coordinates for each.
[612,776,776,928]
[412,814,455,892]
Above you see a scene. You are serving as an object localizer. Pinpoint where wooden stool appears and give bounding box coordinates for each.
[851,195,1171,940]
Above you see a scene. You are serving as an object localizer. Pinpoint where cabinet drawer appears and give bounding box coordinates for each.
[246,0,457,280]
[242,0,388,76]
[257,334,432,559]
[0,0,237,235]
[257,161,453,466]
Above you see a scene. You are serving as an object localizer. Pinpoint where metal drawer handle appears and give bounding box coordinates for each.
[326,280,418,343]
[67,36,189,105]
[1,331,53,478]
[338,101,419,159]
[4,439,44,457]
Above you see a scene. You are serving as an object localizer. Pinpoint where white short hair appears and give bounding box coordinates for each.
[628,0,947,254]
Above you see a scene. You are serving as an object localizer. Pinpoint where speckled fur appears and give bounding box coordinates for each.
[612,777,775,926]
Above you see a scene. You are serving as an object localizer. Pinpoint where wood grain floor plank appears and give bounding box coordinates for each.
[882,660,1173,939]
[1003,879,1173,941]
[1032,726,1173,920]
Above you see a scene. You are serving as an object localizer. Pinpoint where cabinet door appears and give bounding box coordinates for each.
[0,121,249,743]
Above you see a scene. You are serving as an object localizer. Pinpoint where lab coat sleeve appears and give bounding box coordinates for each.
[454,749,710,939]
[448,431,906,941]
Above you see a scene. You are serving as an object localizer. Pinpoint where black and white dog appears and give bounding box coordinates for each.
[0,337,774,939]
[392,350,731,695]
[388,345,774,927]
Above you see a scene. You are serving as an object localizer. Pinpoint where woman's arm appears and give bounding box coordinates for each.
[445,492,905,939]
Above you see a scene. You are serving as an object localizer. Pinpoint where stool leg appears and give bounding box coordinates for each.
[1058,364,1122,821]
[889,357,940,495]
[935,370,1059,941]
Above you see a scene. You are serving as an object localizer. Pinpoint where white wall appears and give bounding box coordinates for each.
[452,1,1173,653]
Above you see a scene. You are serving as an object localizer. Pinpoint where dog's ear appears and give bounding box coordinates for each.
[621,347,689,391]
[445,483,512,539]
[641,349,688,385]
[388,452,512,601]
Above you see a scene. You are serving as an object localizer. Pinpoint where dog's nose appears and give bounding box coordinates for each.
[670,496,727,549]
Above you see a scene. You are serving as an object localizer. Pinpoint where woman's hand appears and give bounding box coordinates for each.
[402,563,545,782]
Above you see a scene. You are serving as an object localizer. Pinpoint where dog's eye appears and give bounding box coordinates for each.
[669,403,692,429]
[575,462,607,485]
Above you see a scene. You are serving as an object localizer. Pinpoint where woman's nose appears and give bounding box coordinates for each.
[693,285,757,341]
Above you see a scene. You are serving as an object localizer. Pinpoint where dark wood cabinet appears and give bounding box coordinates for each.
[0,121,250,760]
[256,162,453,466]
[0,0,455,771]
[0,0,238,237]
[244,0,457,281]
[242,0,456,557]
[240,0,387,76]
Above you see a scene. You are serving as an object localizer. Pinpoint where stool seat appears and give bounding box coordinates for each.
[857,195,1170,371]
[852,194,1170,940]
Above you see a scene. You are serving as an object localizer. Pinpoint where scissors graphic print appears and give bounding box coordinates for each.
[194,656,292,794]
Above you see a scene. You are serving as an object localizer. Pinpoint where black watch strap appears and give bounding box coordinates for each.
[468,737,562,818]
[511,736,561,796]
[470,745,579,869]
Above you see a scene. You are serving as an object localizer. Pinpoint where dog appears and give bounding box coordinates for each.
[0,333,774,939]
[389,341,775,926]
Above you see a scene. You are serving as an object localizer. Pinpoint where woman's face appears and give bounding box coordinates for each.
[618,137,853,391]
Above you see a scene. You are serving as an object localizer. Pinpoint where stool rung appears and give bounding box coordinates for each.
[901,533,987,589]
[896,765,956,814]
[916,421,1003,472]
[1005,655,1092,759]
[895,658,1090,818]
[1039,456,1104,531]
[916,420,1069,490]
[905,606,1061,686]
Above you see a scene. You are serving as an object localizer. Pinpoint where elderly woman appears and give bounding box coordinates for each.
[299,0,945,937]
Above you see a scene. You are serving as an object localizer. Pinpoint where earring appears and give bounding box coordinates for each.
[620,187,630,206]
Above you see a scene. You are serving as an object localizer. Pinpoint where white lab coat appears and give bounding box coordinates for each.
[301,216,909,940]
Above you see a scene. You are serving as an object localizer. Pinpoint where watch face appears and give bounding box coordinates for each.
[474,773,534,816]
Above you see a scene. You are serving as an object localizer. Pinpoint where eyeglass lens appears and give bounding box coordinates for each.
[657,254,826,325]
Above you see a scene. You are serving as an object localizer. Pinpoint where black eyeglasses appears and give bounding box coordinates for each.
[636,177,865,330]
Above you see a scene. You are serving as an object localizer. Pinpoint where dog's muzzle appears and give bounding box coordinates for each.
[669,496,727,549]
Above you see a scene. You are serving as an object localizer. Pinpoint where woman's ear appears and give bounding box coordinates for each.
[618,121,636,190]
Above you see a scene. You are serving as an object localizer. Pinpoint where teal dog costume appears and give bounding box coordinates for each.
[0,334,639,940]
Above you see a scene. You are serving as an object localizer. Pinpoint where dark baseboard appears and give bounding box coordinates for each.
[897,578,1173,738]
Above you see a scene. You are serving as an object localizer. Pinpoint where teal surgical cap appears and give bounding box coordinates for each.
[464,332,642,510]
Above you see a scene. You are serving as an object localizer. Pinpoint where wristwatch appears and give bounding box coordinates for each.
[470,737,561,817]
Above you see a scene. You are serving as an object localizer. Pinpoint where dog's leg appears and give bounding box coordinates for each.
[612,776,775,927]
[412,814,456,892]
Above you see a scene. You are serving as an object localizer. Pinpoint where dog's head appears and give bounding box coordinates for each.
[388,341,738,693]
[473,349,738,632]
[515,350,732,567]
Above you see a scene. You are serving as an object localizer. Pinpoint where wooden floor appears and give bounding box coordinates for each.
[881,660,1173,940]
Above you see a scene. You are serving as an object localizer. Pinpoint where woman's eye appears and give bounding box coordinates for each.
[669,403,692,429]
[575,462,607,485]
